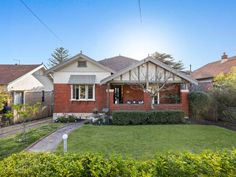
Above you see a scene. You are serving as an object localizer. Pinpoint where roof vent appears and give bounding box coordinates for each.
[221,52,228,63]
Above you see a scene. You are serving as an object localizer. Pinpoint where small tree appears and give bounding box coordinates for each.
[213,67,236,89]
[0,92,9,111]
[212,67,236,122]
[130,67,172,109]
[48,47,70,68]
[5,103,41,141]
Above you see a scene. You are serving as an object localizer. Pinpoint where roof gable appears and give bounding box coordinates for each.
[46,53,115,74]
[101,57,198,85]
[0,64,41,84]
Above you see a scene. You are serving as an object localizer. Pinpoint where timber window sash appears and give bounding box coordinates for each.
[71,84,95,101]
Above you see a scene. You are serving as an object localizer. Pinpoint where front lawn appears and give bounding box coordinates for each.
[57,124,236,160]
[0,123,63,160]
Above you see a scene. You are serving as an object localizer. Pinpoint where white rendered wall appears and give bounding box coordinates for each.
[7,68,53,92]
[53,60,111,84]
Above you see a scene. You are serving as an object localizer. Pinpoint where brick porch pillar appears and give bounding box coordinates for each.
[143,91,152,110]
[107,89,114,111]
[180,90,189,116]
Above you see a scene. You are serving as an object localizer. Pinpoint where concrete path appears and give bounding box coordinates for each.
[27,122,84,152]
[0,118,52,138]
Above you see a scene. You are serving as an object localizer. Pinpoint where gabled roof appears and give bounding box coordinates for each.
[101,57,198,85]
[46,53,115,74]
[0,64,41,84]
[191,56,236,80]
[98,55,138,72]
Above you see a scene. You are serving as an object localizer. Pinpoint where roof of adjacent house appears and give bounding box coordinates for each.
[191,55,236,80]
[0,64,41,84]
[98,55,138,72]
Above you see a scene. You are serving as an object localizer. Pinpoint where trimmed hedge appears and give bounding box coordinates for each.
[112,110,185,125]
[0,150,236,177]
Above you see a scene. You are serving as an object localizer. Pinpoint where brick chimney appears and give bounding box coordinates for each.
[221,52,228,63]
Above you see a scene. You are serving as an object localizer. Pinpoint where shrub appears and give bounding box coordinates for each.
[189,91,212,119]
[147,110,184,124]
[56,115,77,123]
[0,150,235,177]
[112,110,185,125]
[112,111,148,125]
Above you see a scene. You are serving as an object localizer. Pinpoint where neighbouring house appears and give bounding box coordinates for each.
[0,64,53,121]
[46,53,198,119]
[191,53,236,91]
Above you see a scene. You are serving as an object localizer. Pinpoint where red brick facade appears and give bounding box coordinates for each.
[54,84,107,113]
[54,84,189,116]
[109,89,189,115]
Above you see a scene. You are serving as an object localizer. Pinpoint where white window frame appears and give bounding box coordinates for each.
[152,92,160,105]
[71,84,95,101]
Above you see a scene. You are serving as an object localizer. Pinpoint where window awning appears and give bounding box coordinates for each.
[68,75,96,84]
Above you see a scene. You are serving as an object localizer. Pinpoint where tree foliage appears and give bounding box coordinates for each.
[5,103,41,141]
[213,67,236,89]
[211,67,236,122]
[48,47,69,68]
[151,52,185,71]
[0,92,9,111]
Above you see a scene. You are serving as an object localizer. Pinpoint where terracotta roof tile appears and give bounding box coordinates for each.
[0,64,41,84]
[98,56,138,72]
[191,56,236,79]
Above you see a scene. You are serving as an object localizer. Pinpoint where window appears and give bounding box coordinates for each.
[152,92,160,105]
[78,61,87,67]
[72,85,95,101]
[13,91,24,104]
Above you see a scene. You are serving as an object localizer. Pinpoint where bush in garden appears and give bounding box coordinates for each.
[0,150,235,177]
[112,110,185,125]
[147,110,184,124]
[112,111,148,125]
[56,115,77,123]
[189,91,212,119]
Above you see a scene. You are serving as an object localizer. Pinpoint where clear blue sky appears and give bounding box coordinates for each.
[1,0,236,70]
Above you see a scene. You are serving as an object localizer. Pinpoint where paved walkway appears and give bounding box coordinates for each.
[0,118,52,138]
[27,122,84,152]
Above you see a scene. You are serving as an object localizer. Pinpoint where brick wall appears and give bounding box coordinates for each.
[54,84,107,113]
[54,84,189,116]
[122,85,144,103]
[160,84,180,104]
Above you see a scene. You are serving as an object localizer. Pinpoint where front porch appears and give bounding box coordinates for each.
[108,84,189,115]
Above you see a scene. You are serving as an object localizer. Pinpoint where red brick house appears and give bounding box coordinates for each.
[191,53,236,91]
[46,53,198,119]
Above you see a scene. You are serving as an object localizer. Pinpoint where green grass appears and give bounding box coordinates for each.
[57,124,236,160]
[0,123,63,160]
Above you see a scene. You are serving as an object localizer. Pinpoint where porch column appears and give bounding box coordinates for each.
[106,89,114,112]
[180,89,189,116]
[143,91,152,110]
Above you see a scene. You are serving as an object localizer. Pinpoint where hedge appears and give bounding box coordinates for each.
[112,110,185,125]
[0,150,236,177]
